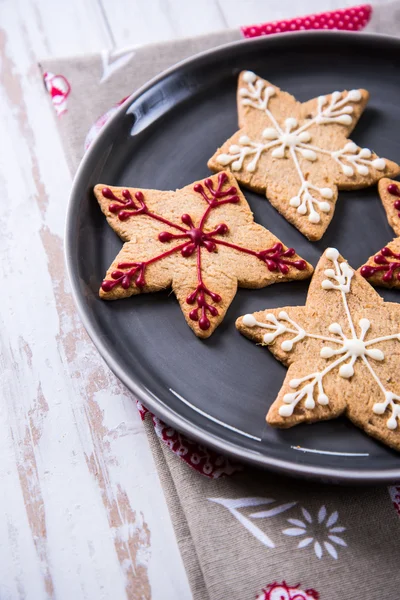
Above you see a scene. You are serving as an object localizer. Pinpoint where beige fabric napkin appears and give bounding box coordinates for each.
[40,14,400,600]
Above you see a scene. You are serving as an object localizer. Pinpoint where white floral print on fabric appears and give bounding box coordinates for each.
[282,506,346,559]
[209,496,346,560]
[208,497,297,548]
[99,48,136,84]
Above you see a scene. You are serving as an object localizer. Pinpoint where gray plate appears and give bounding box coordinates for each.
[66,31,400,483]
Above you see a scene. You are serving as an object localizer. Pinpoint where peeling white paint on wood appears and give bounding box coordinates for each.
[0,1,192,598]
[0,0,390,598]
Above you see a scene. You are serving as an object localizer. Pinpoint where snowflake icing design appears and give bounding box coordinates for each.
[361,244,400,286]
[95,172,311,337]
[241,248,400,439]
[283,506,346,560]
[387,182,400,220]
[209,71,399,240]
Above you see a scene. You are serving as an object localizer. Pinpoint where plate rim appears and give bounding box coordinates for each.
[66,30,400,483]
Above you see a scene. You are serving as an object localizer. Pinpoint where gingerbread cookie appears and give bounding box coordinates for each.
[208,71,400,241]
[377,177,400,236]
[94,172,312,338]
[237,248,400,451]
[359,237,400,289]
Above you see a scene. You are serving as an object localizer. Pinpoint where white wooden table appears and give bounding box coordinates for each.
[0,1,386,598]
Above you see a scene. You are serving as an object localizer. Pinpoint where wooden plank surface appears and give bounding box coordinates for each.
[0,0,390,598]
[0,1,191,598]
[100,0,227,46]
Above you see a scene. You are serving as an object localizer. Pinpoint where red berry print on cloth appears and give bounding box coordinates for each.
[95,172,312,338]
[388,485,400,518]
[84,97,129,151]
[256,581,319,600]
[137,402,242,478]
[241,5,372,38]
[43,72,71,116]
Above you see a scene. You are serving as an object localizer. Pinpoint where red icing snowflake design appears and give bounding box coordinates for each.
[360,246,400,283]
[137,402,241,478]
[257,581,319,600]
[99,173,308,333]
[241,5,372,38]
[387,183,400,219]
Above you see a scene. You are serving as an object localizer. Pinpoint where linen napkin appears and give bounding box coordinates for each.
[40,4,400,599]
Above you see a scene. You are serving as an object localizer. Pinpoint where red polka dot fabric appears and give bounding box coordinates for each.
[241,4,372,38]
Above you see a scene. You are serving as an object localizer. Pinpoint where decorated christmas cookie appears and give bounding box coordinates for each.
[359,237,400,289]
[208,71,400,241]
[377,177,400,236]
[94,172,312,338]
[237,248,400,450]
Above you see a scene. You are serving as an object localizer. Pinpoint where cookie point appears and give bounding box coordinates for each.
[263,333,274,344]
[279,404,294,417]
[199,316,211,331]
[360,265,373,279]
[372,158,386,171]
[102,186,116,200]
[337,114,352,126]
[344,141,358,153]
[387,183,400,196]
[242,70,256,83]
[320,187,334,199]
[101,279,114,292]
[242,314,257,327]
[320,202,331,213]
[294,259,307,271]
[348,89,362,102]
[326,248,339,261]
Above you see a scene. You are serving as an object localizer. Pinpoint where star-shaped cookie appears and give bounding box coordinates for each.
[94,172,312,338]
[208,71,400,241]
[237,248,400,451]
